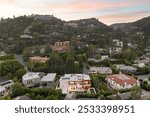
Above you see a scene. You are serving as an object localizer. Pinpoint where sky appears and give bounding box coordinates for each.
[0,0,150,25]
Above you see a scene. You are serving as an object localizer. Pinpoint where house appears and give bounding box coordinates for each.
[134,56,150,65]
[109,47,122,54]
[40,48,45,54]
[101,55,109,60]
[96,48,107,54]
[64,22,78,28]
[58,74,91,94]
[30,56,49,63]
[127,43,132,47]
[87,58,102,63]
[0,51,6,57]
[114,64,137,74]
[22,72,43,87]
[89,67,112,74]
[22,72,57,88]
[41,73,56,87]
[20,34,33,39]
[15,95,31,100]
[52,41,71,53]
[137,63,145,68]
[112,39,123,47]
[0,80,14,97]
[145,46,150,57]
[106,74,140,89]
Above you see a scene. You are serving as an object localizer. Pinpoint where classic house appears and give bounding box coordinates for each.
[0,80,14,97]
[30,56,49,63]
[22,72,56,88]
[106,74,140,89]
[52,41,71,53]
[58,74,91,94]
[89,67,112,74]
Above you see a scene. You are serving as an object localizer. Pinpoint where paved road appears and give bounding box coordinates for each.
[15,54,28,72]
[82,63,89,75]
[141,89,150,100]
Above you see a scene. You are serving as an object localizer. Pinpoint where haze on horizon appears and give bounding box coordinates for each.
[0,0,150,25]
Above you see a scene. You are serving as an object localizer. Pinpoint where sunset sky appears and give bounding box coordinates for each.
[0,0,150,25]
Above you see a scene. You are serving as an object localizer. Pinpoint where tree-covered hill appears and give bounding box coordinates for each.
[0,16,33,38]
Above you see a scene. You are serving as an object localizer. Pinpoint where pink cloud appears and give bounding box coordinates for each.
[0,0,16,3]
[47,1,138,12]
[98,10,150,25]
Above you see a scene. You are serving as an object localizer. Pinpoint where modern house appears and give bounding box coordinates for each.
[58,74,91,94]
[101,55,109,60]
[89,67,112,74]
[30,56,49,63]
[22,72,42,87]
[87,58,102,63]
[114,64,137,74]
[0,80,14,97]
[41,73,57,87]
[22,72,56,88]
[106,74,140,89]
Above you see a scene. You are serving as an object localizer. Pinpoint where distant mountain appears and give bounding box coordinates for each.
[0,15,112,42]
[110,16,150,35]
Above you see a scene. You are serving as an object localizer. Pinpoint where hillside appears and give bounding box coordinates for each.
[110,16,150,35]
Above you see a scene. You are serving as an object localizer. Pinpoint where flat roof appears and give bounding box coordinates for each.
[0,80,14,92]
[0,80,14,86]
[22,72,41,81]
[90,67,112,71]
[114,64,137,70]
[41,73,56,82]
[62,74,90,81]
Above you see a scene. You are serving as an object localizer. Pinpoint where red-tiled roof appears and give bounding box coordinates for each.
[107,74,138,86]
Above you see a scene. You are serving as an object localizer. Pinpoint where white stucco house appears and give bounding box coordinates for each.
[22,72,42,87]
[58,74,91,94]
[41,73,56,87]
[113,39,123,47]
[22,72,56,88]
[101,55,109,60]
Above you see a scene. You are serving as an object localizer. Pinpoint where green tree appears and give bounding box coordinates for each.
[95,54,101,60]
[15,69,26,80]
[65,55,76,73]
[11,83,30,98]
[123,48,138,61]
[48,53,64,74]
[148,77,150,81]
[130,87,141,100]
[0,60,24,76]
